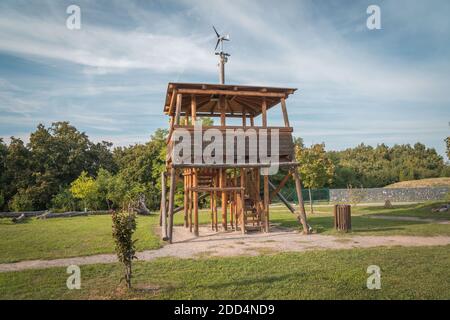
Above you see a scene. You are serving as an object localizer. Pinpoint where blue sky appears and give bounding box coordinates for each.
[0,0,449,159]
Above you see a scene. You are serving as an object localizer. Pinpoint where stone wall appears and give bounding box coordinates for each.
[329,187,449,203]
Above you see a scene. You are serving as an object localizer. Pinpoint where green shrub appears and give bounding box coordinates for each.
[9,190,34,212]
[112,211,137,289]
[0,192,4,210]
[50,188,79,212]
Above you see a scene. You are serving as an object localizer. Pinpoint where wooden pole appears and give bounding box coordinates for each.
[263,172,270,232]
[191,94,197,123]
[160,172,168,240]
[262,98,267,127]
[189,169,193,232]
[210,191,214,229]
[233,169,238,229]
[292,170,310,234]
[240,168,246,234]
[193,168,199,236]
[168,168,176,243]
[269,173,291,201]
[175,94,182,125]
[220,169,227,230]
[184,171,188,227]
[280,98,290,127]
[220,96,226,127]
[214,171,218,231]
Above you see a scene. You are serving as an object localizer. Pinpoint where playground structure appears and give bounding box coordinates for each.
[160,82,311,243]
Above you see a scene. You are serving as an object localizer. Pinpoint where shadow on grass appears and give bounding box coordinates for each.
[272,215,426,235]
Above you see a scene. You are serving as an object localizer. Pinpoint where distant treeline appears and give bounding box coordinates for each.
[327,142,449,188]
[0,122,448,212]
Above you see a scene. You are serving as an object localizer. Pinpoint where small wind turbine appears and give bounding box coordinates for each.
[213,26,230,84]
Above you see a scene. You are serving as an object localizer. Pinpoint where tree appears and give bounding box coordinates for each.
[9,190,34,212]
[50,188,79,212]
[446,137,450,160]
[296,143,334,214]
[95,168,113,209]
[0,138,7,210]
[3,137,33,208]
[112,211,137,289]
[70,171,96,211]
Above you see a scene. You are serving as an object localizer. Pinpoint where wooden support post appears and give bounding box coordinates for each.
[175,94,182,125]
[220,169,227,230]
[240,168,246,234]
[213,171,218,231]
[220,96,226,126]
[262,98,267,127]
[263,171,270,232]
[193,168,199,236]
[188,169,193,232]
[210,191,214,230]
[292,170,310,234]
[183,170,188,227]
[269,173,291,201]
[160,172,168,240]
[168,168,176,243]
[250,116,254,127]
[233,169,238,229]
[280,98,290,127]
[191,94,197,123]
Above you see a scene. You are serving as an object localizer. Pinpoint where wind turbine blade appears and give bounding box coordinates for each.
[215,39,220,51]
[213,26,220,38]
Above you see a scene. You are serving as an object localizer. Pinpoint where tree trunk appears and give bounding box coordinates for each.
[308,188,314,214]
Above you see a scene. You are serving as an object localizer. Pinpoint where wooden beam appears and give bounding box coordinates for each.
[177,88,287,98]
[240,168,246,234]
[183,170,188,227]
[262,98,267,127]
[280,98,290,127]
[269,173,291,201]
[167,89,177,115]
[168,168,176,243]
[175,94,182,125]
[214,171,219,231]
[191,94,197,123]
[220,96,226,126]
[220,169,227,230]
[193,168,199,236]
[189,186,244,192]
[292,170,310,234]
[160,172,168,240]
[263,173,270,232]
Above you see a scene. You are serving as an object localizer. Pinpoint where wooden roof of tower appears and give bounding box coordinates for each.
[163,82,297,117]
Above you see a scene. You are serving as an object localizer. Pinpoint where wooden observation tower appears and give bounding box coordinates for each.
[159,28,310,243]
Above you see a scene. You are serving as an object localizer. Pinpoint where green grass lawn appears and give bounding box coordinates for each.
[0,215,162,263]
[1,245,448,300]
[0,202,449,264]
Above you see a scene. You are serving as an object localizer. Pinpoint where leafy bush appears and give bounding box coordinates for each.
[9,190,34,212]
[0,192,4,210]
[112,211,137,288]
[50,188,79,212]
[70,171,97,211]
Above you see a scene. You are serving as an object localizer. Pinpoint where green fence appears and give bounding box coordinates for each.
[274,187,330,204]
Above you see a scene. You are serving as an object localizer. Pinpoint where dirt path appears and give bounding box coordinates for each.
[1,226,450,273]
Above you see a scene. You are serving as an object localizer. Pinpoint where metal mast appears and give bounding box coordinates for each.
[213,26,230,84]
